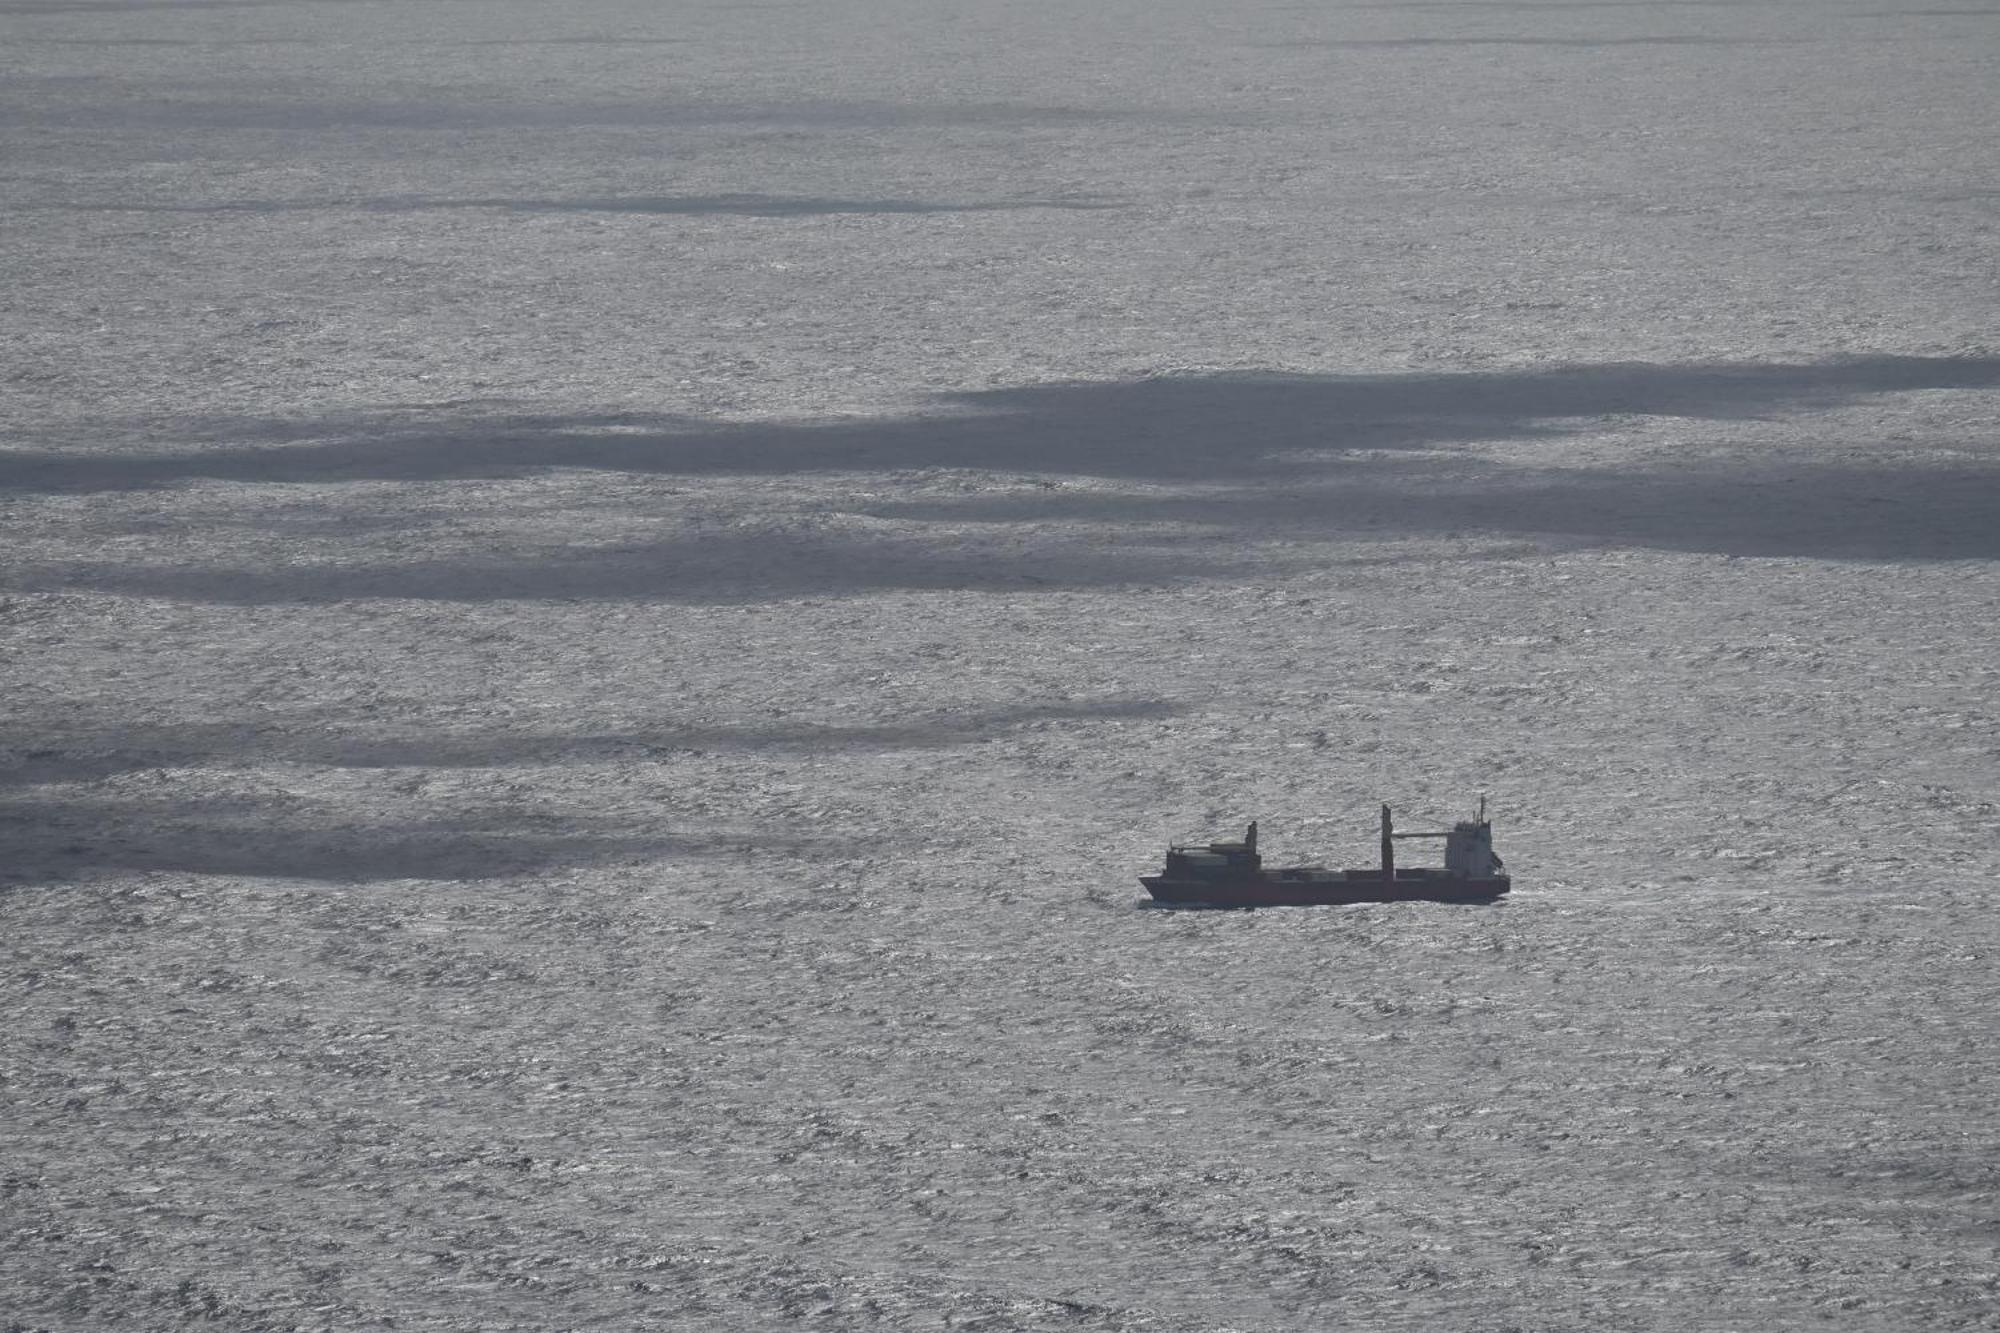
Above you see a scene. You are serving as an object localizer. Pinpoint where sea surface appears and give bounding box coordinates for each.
[4,1,1997,1329]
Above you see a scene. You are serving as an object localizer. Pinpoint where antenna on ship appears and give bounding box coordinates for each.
[1479,794,1487,824]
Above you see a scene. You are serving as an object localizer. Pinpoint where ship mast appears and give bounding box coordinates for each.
[1383,802,1454,879]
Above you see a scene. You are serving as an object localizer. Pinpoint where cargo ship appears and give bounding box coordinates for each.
[1140,801,1510,907]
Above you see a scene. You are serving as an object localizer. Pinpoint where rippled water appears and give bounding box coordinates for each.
[4,0,1996,1328]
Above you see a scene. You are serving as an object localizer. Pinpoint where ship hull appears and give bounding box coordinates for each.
[1140,870,1509,908]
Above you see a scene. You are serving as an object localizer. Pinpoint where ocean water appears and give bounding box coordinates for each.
[3,1,1996,1329]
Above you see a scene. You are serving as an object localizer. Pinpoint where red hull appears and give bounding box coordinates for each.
[1141,870,1509,908]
